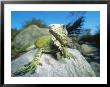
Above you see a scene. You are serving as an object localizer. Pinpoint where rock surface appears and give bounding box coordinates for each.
[89,62,100,77]
[13,25,50,49]
[81,44,98,56]
[11,48,96,77]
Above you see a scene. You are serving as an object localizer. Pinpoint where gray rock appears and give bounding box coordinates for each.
[81,44,98,56]
[89,62,100,77]
[11,48,96,77]
[13,25,50,50]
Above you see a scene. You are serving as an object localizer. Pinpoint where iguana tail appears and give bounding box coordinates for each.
[13,49,42,76]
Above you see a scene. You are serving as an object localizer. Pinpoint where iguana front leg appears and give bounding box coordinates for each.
[61,46,74,59]
[49,29,74,59]
[13,49,42,76]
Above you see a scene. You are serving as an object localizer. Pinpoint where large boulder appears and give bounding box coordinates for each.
[89,62,100,77]
[81,44,98,56]
[11,48,96,77]
[13,25,50,50]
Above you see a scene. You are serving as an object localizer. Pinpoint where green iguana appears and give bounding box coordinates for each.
[13,24,74,76]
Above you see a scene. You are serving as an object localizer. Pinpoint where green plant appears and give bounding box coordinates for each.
[22,18,47,29]
[66,16,85,36]
[11,44,31,61]
[79,32,100,48]
[11,28,20,41]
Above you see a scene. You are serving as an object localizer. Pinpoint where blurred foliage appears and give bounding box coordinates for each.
[79,31,100,48]
[22,18,47,29]
[66,16,85,36]
[11,28,20,41]
[11,28,22,61]
[66,12,100,49]
[93,31,100,48]
[11,43,30,61]
[67,11,86,22]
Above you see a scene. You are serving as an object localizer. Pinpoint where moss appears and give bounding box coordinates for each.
[34,35,52,48]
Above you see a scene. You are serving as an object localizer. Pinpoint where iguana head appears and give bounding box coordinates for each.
[48,24,68,46]
[48,24,68,36]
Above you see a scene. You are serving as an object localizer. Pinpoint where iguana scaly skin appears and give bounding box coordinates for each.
[13,24,74,76]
